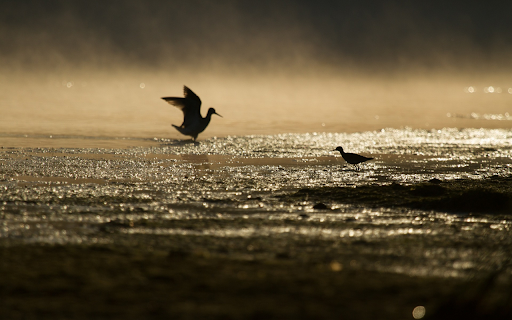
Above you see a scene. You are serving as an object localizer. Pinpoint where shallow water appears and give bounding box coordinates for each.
[1,128,511,283]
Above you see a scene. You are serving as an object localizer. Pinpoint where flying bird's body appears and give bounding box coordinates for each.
[333,146,373,168]
[161,86,221,141]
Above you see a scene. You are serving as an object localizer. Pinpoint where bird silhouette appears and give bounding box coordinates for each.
[161,86,222,141]
[333,146,373,169]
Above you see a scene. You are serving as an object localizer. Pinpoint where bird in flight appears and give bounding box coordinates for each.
[161,86,222,141]
[333,146,373,169]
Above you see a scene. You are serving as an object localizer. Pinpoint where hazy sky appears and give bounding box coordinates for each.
[2,0,512,75]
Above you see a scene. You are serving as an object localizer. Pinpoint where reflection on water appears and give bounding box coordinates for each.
[1,128,511,281]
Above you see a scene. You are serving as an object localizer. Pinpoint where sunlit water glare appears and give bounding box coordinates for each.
[1,128,511,280]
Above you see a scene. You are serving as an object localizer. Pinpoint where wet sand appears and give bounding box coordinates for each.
[1,131,512,319]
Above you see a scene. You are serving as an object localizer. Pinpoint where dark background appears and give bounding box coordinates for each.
[2,0,512,74]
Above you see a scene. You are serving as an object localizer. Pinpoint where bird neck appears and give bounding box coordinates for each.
[202,113,213,125]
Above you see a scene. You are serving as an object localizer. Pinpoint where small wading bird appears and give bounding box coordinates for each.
[333,146,373,169]
[161,86,222,141]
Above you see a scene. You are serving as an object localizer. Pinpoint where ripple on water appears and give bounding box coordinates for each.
[0,128,511,280]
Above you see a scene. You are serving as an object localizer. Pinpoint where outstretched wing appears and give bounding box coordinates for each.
[162,86,202,127]
[183,86,201,108]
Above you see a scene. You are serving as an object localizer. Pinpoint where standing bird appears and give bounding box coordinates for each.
[333,146,373,169]
[161,86,222,141]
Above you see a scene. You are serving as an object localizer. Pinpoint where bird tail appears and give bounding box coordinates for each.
[172,124,185,133]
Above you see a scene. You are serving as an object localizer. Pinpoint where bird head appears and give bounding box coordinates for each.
[208,108,222,118]
[333,146,344,153]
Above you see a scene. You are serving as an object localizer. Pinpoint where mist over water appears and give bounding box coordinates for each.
[2,1,512,141]
[1,71,512,142]
[3,1,512,72]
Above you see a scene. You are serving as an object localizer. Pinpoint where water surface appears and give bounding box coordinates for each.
[2,128,511,281]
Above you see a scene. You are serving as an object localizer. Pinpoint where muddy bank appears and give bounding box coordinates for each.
[281,175,512,214]
[1,245,510,320]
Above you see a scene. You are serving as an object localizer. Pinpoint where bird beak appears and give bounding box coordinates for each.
[214,112,223,118]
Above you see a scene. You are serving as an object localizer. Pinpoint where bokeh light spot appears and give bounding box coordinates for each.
[465,86,475,93]
[330,261,342,272]
[412,306,426,319]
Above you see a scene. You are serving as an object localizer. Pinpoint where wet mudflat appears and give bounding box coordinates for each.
[1,128,512,319]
